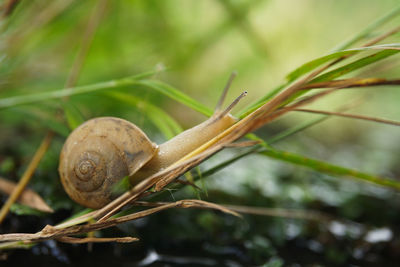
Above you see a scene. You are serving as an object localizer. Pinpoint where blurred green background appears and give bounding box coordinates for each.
[1,0,400,266]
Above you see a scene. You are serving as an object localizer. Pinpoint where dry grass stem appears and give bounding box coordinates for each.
[0,199,239,243]
[222,204,332,221]
[57,236,138,244]
[132,201,332,221]
[0,132,54,223]
[294,108,400,126]
[64,0,109,90]
[302,78,400,90]
[7,0,75,48]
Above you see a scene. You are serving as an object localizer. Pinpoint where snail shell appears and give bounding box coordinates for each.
[58,117,157,209]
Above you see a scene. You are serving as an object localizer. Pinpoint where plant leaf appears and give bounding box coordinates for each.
[12,107,70,137]
[311,49,400,83]
[9,203,49,216]
[137,80,213,117]
[259,149,400,190]
[0,71,159,109]
[332,5,400,51]
[287,44,400,83]
[105,91,183,139]
[62,102,85,130]
[0,177,53,213]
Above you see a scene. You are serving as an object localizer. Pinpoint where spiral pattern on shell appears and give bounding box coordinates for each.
[72,150,105,192]
[59,117,157,209]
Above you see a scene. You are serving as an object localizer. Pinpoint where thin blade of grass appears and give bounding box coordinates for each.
[286,51,358,82]
[267,95,366,144]
[62,102,85,130]
[240,45,400,118]
[131,201,331,221]
[105,91,183,139]
[272,48,400,111]
[57,236,138,244]
[301,78,400,90]
[288,44,400,83]
[0,132,54,223]
[294,108,400,127]
[12,108,70,137]
[241,20,400,118]
[259,149,400,190]
[222,204,332,221]
[136,80,213,117]
[311,49,400,83]
[332,5,400,51]
[267,116,327,144]
[0,71,159,109]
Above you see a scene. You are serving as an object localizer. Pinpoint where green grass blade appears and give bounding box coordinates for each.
[0,71,160,109]
[332,5,400,51]
[245,47,400,119]
[239,44,400,118]
[196,146,261,179]
[62,102,85,130]
[105,91,183,139]
[311,49,400,83]
[137,80,213,117]
[287,44,400,83]
[286,51,357,83]
[0,80,136,109]
[12,108,70,137]
[267,115,328,144]
[240,5,400,117]
[259,149,400,190]
[0,76,214,126]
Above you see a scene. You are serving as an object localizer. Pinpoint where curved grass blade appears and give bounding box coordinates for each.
[332,5,400,52]
[294,108,400,127]
[267,115,327,144]
[0,71,160,109]
[240,5,400,117]
[310,49,400,83]
[11,108,70,137]
[136,80,213,117]
[259,149,400,190]
[62,102,85,130]
[301,78,400,90]
[239,45,400,118]
[273,48,400,112]
[287,44,400,83]
[286,51,357,83]
[105,91,183,139]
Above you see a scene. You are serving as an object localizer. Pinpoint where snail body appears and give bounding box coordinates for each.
[59,114,236,208]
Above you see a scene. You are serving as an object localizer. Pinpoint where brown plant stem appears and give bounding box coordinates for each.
[64,0,109,91]
[294,108,400,126]
[132,201,332,221]
[302,78,400,90]
[0,199,239,243]
[0,132,54,223]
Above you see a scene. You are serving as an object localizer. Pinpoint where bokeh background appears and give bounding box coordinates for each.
[1,0,400,266]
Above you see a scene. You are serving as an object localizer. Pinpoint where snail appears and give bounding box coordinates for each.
[59,75,246,209]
